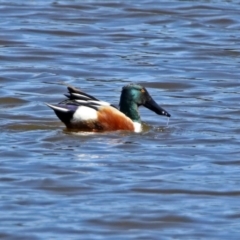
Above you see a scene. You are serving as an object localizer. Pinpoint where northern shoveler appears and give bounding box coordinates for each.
[47,84,171,132]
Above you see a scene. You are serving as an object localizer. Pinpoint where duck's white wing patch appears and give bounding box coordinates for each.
[73,106,98,122]
[46,103,69,112]
[88,100,110,106]
[71,93,92,100]
[133,122,142,133]
[75,100,110,106]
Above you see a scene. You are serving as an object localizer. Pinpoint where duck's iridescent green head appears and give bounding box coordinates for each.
[119,84,171,122]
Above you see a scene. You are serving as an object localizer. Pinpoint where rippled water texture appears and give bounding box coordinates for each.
[1,0,240,239]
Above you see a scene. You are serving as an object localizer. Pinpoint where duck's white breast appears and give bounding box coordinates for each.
[133,122,142,133]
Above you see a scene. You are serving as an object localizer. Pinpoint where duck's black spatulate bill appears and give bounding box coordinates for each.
[143,98,171,117]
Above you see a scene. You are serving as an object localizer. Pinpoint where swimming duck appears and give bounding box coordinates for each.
[47,84,170,132]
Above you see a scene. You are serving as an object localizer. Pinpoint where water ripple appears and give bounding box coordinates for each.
[0,0,240,239]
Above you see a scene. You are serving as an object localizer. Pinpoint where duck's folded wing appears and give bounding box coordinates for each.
[63,85,118,109]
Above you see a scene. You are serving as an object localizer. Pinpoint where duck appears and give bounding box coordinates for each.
[46,84,171,132]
